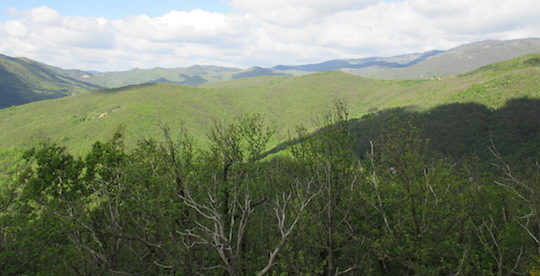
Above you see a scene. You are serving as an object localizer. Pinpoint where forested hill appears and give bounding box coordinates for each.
[1,97,540,274]
[266,97,540,165]
[2,38,540,108]
[0,51,540,274]
[0,53,539,155]
[60,65,243,89]
[0,55,101,108]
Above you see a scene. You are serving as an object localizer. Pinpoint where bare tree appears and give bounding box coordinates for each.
[258,180,319,275]
[491,144,540,255]
[179,179,319,275]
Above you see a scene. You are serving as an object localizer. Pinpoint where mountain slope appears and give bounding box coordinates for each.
[3,37,538,108]
[0,55,101,108]
[343,38,540,79]
[272,38,540,79]
[61,65,304,88]
[1,54,539,155]
[274,50,443,72]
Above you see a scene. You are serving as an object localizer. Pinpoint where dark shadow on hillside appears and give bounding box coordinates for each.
[264,97,540,164]
[0,65,67,108]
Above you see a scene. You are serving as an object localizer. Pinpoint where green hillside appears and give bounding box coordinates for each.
[0,55,101,108]
[2,79,540,275]
[0,54,539,156]
[64,65,242,88]
[1,54,540,275]
[2,38,538,109]
[67,65,305,89]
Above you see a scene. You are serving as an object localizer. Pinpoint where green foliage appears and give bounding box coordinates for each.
[0,147,22,186]
[1,54,540,274]
[342,98,540,168]
[2,53,540,158]
[1,106,540,274]
[20,144,86,201]
[84,130,126,182]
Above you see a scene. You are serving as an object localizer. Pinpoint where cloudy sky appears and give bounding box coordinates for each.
[0,0,539,71]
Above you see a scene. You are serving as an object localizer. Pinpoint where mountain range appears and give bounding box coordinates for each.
[341,38,540,78]
[1,53,539,155]
[2,20,540,275]
[273,50,444,72]
[0,38,539,108]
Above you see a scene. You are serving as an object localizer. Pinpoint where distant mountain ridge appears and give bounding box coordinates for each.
[59,38,540,88]
[232,66,289,79]
[2,38,540,108]
[273,38,540,79]
[273,50,444,71]
[53,65,243,88]
[342,38,540,79]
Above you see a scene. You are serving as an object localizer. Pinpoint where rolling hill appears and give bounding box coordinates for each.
[61,65,243,88]
[76,38,540,86]
[2,38,539,109]
[0,54,302,108]
[0,54,539,156]
[0,55,101,108]
[59,65,305,88]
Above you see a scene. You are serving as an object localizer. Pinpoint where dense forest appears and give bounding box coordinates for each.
[1,98,540,275]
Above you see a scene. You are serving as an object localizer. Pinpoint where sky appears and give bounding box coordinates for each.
[0,0,539,71]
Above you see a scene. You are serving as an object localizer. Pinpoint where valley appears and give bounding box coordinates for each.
[0,34,539,274]
[1,53,539,156]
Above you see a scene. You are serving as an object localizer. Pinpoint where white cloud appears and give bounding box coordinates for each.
[0,1,539,71]
[228,0,377,25]
[112,10,248,44]
[22,6,61,25]
[0,20,28,37]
